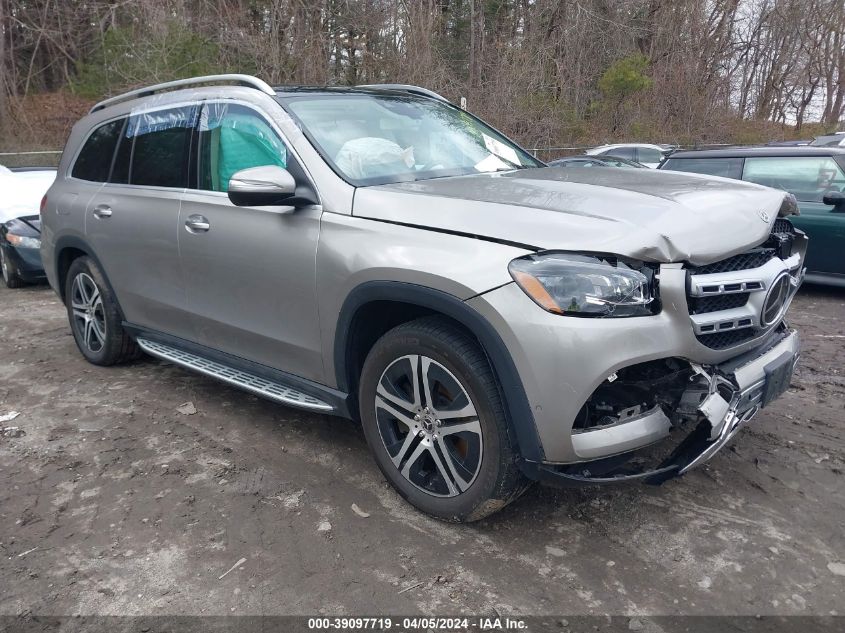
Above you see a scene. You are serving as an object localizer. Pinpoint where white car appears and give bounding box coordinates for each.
[0,166,56,287]
[811,132,845,147]
[584,143,673,168]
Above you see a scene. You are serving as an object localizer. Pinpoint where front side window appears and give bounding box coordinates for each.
[111,106,196,187]
[742,156,845,203]
[71,119,125,182]
[283,93,542,186]
[662,157,744,180]
[196,103,288,192]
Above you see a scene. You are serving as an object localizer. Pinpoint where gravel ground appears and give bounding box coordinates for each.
[0,282,843,622]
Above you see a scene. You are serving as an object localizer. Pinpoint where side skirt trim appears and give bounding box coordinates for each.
[127,326,350,416]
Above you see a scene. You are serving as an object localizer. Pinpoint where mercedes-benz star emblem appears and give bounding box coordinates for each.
[761,273,790,326]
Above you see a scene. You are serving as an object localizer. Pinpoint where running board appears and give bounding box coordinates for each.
[136,338,334,412]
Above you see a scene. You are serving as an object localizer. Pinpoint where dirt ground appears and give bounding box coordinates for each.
[0,282,843,622]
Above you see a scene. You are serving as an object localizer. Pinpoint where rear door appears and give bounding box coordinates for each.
[177,101,324,382]
[84,105,197,339]
[742,156,845,276]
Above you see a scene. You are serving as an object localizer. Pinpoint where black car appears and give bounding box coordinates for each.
[0,167,55,288]
[660,147,845,286]
[548,155,647,168]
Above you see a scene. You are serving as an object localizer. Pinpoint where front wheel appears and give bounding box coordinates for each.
[359,316,529,522]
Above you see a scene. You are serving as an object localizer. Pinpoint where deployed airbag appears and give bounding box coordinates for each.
[335,137,414,180]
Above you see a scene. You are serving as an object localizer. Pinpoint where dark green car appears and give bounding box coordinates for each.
[661,147,845,286]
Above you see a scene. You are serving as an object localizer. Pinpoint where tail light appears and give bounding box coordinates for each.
[40,195,48,215]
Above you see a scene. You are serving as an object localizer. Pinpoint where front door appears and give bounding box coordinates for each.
[791,201,845,277]
[742,155,845,276]
[178,101,324,382]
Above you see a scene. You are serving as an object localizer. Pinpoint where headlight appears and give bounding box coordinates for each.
[508,253,659,317]
[5,233,41,249]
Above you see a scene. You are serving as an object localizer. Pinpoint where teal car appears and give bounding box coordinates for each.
[661,147,845,286]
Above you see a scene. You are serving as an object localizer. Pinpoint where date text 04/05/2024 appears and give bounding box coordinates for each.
[307,617,528,630]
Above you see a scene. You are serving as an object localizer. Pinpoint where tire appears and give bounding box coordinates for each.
[64,256,139,365]
[359,316,529,522]
[1,246,26,289]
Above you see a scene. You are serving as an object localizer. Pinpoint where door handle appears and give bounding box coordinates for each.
[92,205,112,219]
[185,214,210,233]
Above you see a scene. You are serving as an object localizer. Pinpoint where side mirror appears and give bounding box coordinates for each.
[822,190,845,210]
[227,165,317,208]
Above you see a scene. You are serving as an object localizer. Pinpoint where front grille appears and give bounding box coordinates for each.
[696,328,758,350]
[772,218,796,236]
[686,217,798,351]
[688,292,750,314]
[691,249,775,275]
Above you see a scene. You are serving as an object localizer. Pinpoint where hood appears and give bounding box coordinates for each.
[352,167,790,265]
[0,169,54,224]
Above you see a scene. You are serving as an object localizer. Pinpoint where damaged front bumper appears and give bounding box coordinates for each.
[528,327,800,486]
[677,328,799,475]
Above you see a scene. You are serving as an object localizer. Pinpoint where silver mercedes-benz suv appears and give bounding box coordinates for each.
[42,75,805,521]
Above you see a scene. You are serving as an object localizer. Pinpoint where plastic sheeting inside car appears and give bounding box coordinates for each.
[200,102,287,192]
[127,107,195,138]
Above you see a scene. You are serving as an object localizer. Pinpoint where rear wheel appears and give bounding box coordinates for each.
[1,246,25,288]
[65,256,139,365]
[359,316,528,522]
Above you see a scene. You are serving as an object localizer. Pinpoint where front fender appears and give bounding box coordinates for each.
[333,280,544,463]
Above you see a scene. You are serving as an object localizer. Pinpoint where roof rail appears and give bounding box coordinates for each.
[89,74,276,114]
[357,84,450,103]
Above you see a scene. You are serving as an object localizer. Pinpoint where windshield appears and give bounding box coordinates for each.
[283,93,543,186]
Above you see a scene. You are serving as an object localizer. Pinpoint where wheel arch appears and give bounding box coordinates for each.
[334,281,544,463]
[54,236,126,320]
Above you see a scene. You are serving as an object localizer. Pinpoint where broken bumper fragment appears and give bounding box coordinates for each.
[677,328,799,475]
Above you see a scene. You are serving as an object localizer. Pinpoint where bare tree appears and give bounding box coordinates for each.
[1,0,844,151]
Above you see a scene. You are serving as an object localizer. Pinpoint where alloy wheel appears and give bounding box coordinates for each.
[70,272,106,353]
[374,354,483,497]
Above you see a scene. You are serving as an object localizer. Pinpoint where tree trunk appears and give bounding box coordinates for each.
[469,0,484,88]
[0,0,8,136]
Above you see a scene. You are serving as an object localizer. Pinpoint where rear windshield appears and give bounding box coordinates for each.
[282,93,542,186]
[661,157,744,180]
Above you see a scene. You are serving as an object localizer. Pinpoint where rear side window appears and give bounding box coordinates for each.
[111,106,196,188]
[638,147,663,164]
[71,119,125,182]
[662,157,744,180]
[742,156,845,203]
[196,103,287,192]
